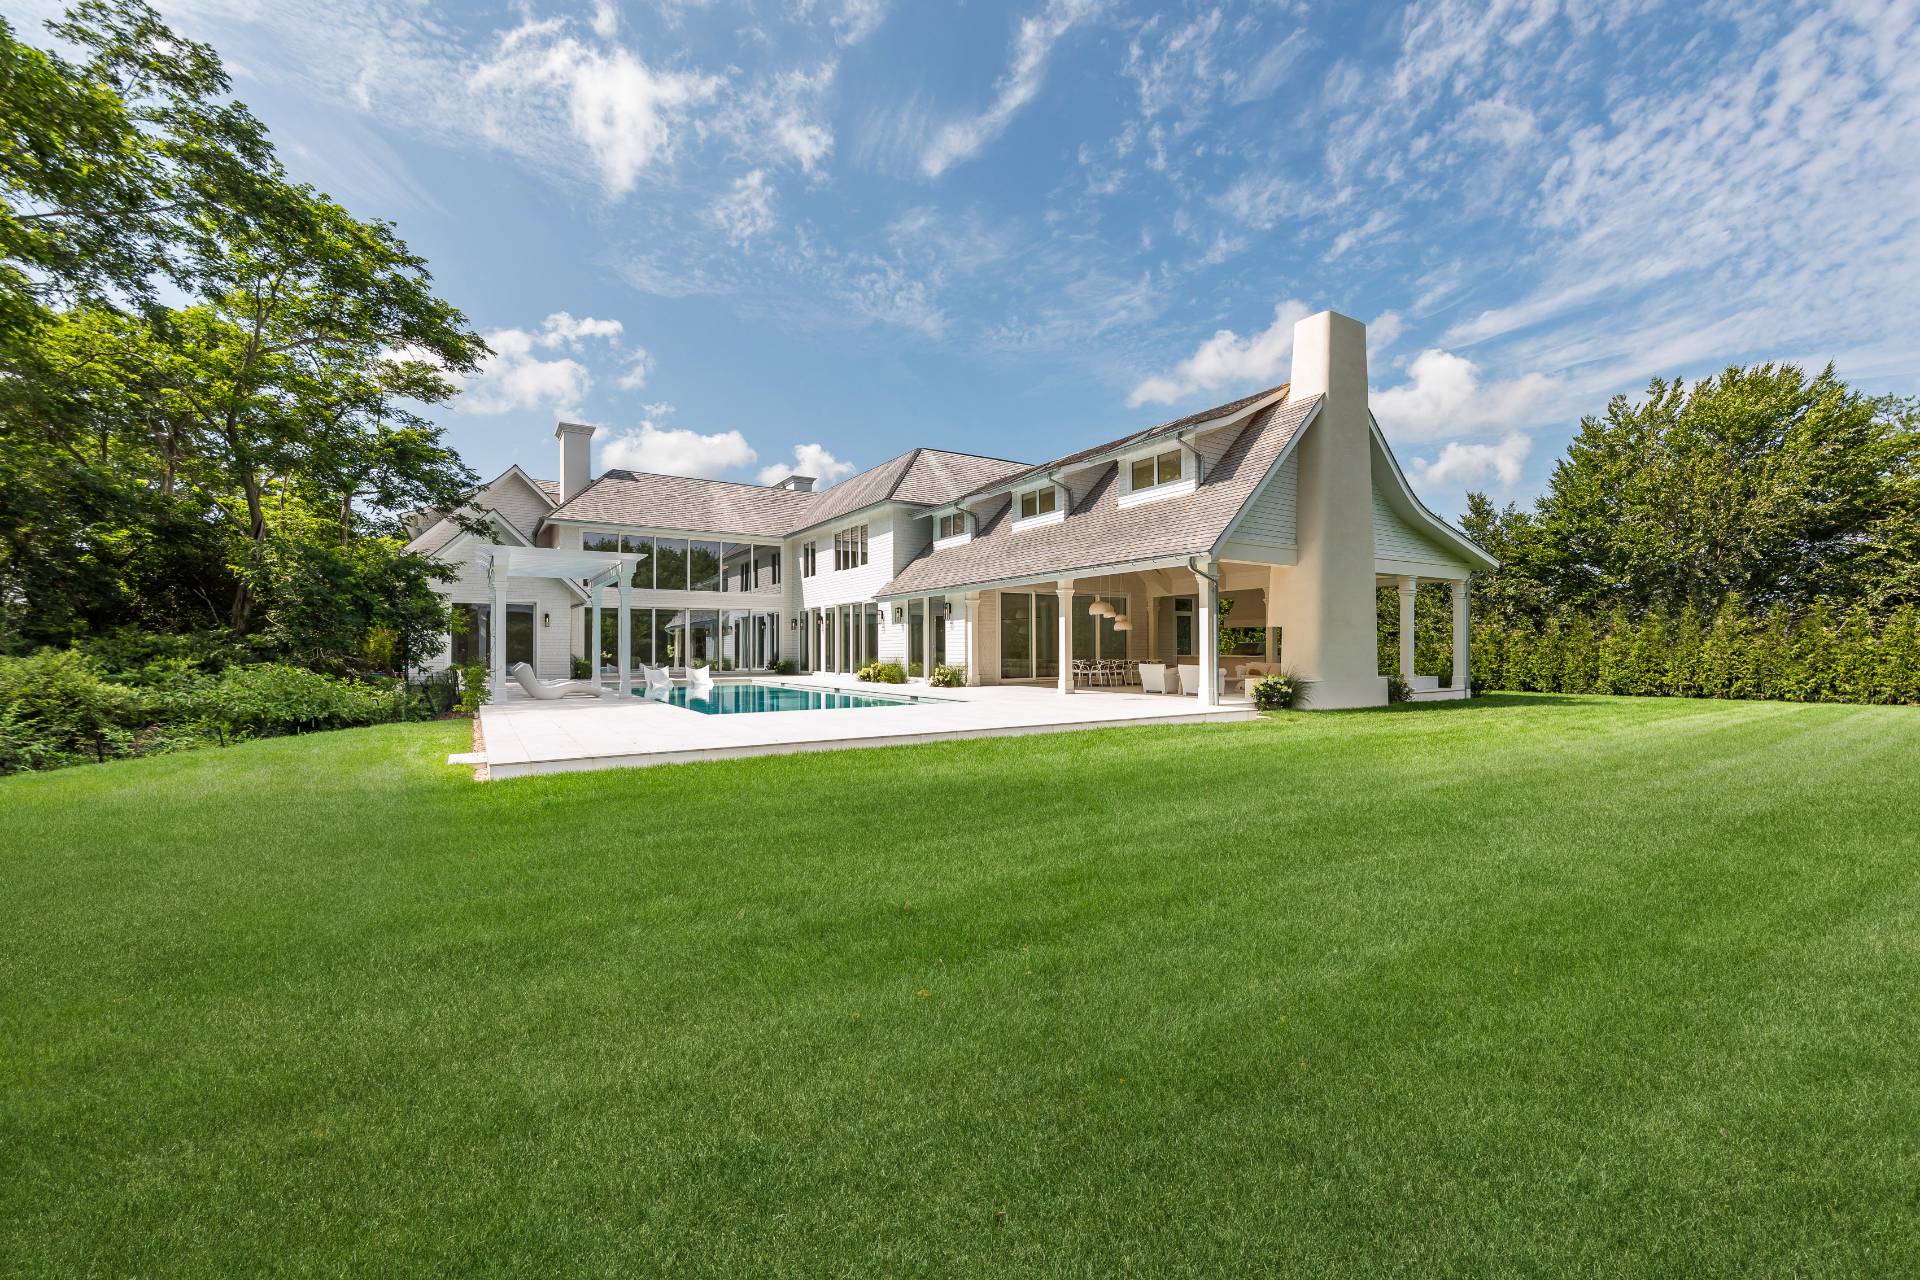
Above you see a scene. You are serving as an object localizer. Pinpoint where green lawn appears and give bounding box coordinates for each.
[4,695,1918,1276]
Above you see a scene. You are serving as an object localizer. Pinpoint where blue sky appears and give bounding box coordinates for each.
[14,0,1919,516]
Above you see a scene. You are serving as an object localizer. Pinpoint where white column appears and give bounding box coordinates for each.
[1398,575,1417,683]
[1451,579,1471,692]
[488,555,509,699]
[616,575,632,695]
[589,582,603,683]
[922,597,935,679]
[963,593,983,685]
[1195,560,1218,707]
[1056,582,1075,695]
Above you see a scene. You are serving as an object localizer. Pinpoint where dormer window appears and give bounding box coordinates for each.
[936,511,968,540]
[1017,486,1057,520]
[1119,443,1196,508]
[1130,448,1184,491]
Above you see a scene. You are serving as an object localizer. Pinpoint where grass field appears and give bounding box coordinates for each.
[4,694,1918,1276]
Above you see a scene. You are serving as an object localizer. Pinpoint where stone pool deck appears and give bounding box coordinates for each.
[462,675,1256,779]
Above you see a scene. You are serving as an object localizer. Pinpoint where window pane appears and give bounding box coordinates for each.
[1000,592,1032,679]
[655,539,688,591]
[1130,458,1154,490]
[931,597,946,666]
[720,542,746,592]
[1035,487,1055,514]
[653,610,676,668]
[450,603,487,666]
[1072,594,1095,661]
[629,607,651,667]
[1158,450,1182,484]
[688,610,718,665]
[1019,492,1036,519]
[505,604,535,668]
[864,602,878,661]
[689,541,721,592]
[1102,596,1128,658]
[623,535,653,588]
[582,530,621,553]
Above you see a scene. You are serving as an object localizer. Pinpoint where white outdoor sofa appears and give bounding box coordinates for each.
[508,661,611,700]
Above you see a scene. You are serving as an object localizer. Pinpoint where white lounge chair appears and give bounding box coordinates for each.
[1176,664,1201,696]
[641,665,673,701]
[1139,662,1171,694]
[688,665,715,695]
[508,661,609,700]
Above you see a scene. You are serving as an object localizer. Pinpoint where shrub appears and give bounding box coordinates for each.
[856,661,907,684]
[907,661,924,678]
[0,650,143,767]
[1385,673,1413,704]
[570,656,592,679]
[1250,670,1308,711]
[928,664,965,688]
[189,664,397,740]
[774,659,799,675]
[457,664,490,717]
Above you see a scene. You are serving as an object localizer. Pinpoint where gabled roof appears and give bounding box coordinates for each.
[949,384,1289,506]
[403,466,558,557]
[545,447,1029,539]
[879,392,1323,597]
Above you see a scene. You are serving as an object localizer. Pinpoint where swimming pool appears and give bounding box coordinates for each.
[638,680,926,715]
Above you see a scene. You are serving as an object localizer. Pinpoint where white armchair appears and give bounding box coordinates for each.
[1176,664,1201,697]
[1139,662,1171,694]
[641,665,673,700]
[688,664,715,695]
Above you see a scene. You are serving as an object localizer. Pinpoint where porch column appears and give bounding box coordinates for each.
[488,553,509,699]
[922,596,936,679]
[1194,559,1219,707]
[589,582,603,683]
[963,593,983,685]
[616,574,632,695]
[1398,575,1418,683]
[1451,579,1471,692]
[1056,582,1075,695]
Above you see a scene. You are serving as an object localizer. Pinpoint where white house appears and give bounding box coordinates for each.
[405,310,1495,709]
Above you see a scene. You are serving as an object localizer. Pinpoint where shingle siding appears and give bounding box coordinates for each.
[1228,454,1297,548]
[1372,486,1470,573]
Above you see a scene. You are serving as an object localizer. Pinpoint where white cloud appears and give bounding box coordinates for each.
[1371,349,1558,440]
[589,0,618,40]
[457,311,632,416]
[468,19,722,197]
[1409,432,1533,491]
[756,442,858,488]
[1127,300,1312,406]
[1369,310,1406,354]
[539,311,624,346]
[1451,95,1538,148]
[710,170,778,244]
[921,0,1105,178]
[717,61,836,175]
[615,348,654,391]
[832,0,890,45]
[600,415,759,477]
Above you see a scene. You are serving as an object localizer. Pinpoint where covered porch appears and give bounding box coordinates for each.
[475,545,635,698]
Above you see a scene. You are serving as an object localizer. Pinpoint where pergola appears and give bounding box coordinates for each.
[475,545,631,698]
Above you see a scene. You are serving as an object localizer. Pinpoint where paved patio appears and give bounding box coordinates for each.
[461,675,1257,779]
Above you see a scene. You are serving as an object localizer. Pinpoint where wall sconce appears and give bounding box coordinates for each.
[541,612,551,628]
[893,605,904,623]
[789,617,798,630]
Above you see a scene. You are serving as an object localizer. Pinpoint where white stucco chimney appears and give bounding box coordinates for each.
[555,421,595,502]
[772,474,816,492]
[1267,310,1384,708]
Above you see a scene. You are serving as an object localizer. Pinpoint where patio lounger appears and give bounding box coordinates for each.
[1139,662,1171,694]
[689,665,715,694]
[641,665,673,700]
[1177,664,1201,696]
[508,662,610,700]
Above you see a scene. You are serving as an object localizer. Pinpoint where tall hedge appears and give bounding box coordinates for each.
[1471,603,1920,705]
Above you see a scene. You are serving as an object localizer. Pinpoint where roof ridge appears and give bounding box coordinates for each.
[880,447,926,501]
[593,468,814,494]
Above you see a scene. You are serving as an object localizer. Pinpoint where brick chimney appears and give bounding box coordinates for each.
[555,422,595,502]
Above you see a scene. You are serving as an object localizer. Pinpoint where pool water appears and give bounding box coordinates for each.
[638,680,924,715]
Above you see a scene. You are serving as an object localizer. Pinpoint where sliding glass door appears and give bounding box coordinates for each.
[998,592,1059,680]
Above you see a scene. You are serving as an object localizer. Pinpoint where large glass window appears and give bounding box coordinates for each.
[937,512,966,539]
[1018,487,1058,520]
[721,542,751,592]
[931,597,946,668]
[723,609,749,670]
[908,599,924,669]
[628,608,652,668]
[1000,593,1032,679]
[864,603,879,667]
[654,610,679,668]
[581,530,621,553]
[687,610,719,666]
[834,524,869,571]
[756,546,780,588]
[450,603,489,666]
[802,542,817,577]
[505,603,536,668]
[655,539,688,592]
[623,535,654,588]
[689,541,721,592]
[1073,593,1129,660]
[1174,597,1195,657]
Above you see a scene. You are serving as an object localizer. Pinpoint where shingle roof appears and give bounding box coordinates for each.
[545,447,1030,538]
[877,392,1322,597]
[950,384,1289,504]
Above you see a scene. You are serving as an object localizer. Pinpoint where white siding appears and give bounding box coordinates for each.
[1192,423,1241,476]
[1372,486,1470,575]
[1227,454,1297,549]
[479,471,554,540]
[799,509,896,609]
[422,534,578,681]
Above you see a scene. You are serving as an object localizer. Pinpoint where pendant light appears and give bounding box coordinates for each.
[1088,570,1115,617]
